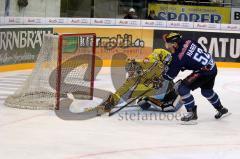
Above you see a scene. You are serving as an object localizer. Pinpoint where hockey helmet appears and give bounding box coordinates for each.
[164,32,182,44]
[152,48,172,64]
[129,8,135,13]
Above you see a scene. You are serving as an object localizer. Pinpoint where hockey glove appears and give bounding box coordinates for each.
[125,59,143,78]
[152,76,163,89]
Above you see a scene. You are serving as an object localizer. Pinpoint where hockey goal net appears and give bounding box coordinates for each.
[4,33,96,110]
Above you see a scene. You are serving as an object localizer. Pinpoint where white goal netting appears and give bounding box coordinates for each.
[4,33,96,110]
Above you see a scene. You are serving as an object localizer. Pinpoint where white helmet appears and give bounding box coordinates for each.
[129,8,135,13]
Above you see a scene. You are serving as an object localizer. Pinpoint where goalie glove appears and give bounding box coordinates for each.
[152,76,163,89]
[125,59,143,78]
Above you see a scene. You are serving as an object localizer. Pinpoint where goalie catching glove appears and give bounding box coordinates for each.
[152,76,164,89]
[125,59,143,78]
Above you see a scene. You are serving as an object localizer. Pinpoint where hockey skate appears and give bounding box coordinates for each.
[82,94,115,117]
[181,106,198,125]
[95,95,115,116]
[215,106,229,119]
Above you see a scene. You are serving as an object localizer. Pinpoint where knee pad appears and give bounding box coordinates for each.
[201,89,214,98]
[177,83,190,96]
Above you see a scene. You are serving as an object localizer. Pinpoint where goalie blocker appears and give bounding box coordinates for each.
[137,88,182,112]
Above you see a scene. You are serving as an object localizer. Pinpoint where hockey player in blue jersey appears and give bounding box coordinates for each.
[161,32,228,122]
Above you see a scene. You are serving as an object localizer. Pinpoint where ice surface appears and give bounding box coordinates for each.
[0,68,240,159]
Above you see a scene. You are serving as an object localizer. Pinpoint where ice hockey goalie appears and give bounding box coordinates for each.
[98,48,183,113]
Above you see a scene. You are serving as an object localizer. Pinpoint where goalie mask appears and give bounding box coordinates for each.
[152,49,172,65]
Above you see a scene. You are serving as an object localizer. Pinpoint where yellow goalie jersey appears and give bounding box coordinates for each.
[107,48,181,112]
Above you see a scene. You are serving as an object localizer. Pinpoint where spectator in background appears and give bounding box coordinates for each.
[196,0,211,6]
[211,0,222,6]
[4,0,10,16]
[147,10,158,20]
[124,8,138,19]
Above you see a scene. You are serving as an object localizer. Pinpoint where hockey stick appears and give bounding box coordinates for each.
[109,89,152,116]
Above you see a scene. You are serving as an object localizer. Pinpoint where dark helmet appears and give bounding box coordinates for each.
[164,32,182,43]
